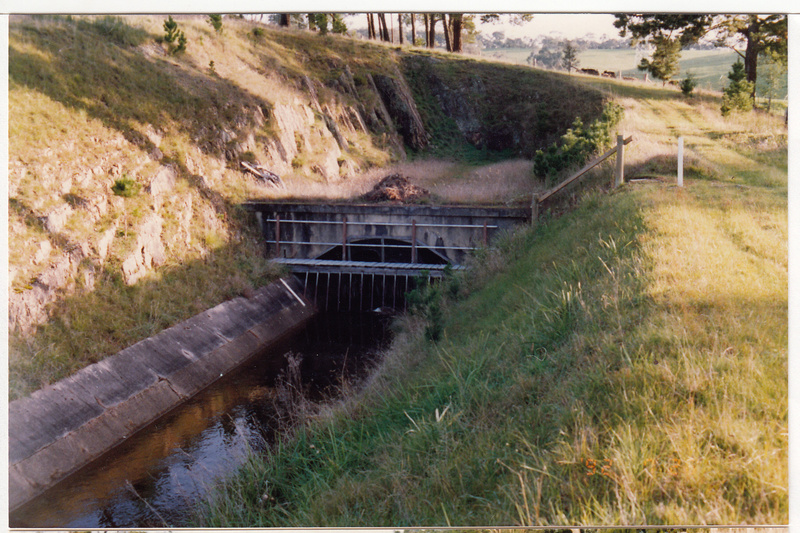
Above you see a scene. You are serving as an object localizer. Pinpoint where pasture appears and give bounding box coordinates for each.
[484,48,787,97]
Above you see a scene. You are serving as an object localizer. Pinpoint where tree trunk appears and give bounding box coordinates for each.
[378,13,390,42]
[279,14,289,27]
[307,13,316,31]
[451,14,463,52]
[743,20,760,102]
[367,14,375,40]
[443,14,452,52]
[423,14,429,47]
[398,13,403,44]
[428,14,437,48]
[411,14,416,46]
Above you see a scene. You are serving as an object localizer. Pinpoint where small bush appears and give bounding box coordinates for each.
[252,27,265,39]
[111,177,141,197]
[680,72,698,97]
[406,266,461,342]
[533,102,624,185]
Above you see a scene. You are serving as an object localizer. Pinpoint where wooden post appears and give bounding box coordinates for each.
[342,216,348,260]
[483,220,488,246]
[614,134,625,188]
[531,194,539,226]
[411,219,417,263]
[677,136,684,187]
[275,214,281,257]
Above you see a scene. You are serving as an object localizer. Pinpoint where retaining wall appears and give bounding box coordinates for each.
[8,277,315,512]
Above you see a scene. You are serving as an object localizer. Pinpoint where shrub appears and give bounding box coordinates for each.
[533,102,624,185]
[721,60,754,116]
[207,14,223,34]
[406,266,461,342]
[680,72,698,97]
[111,177,141,197]
[163,15,187,55]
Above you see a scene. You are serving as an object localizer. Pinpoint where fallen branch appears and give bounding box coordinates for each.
[240,161,284,188]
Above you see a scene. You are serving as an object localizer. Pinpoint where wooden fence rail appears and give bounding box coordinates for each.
[533,134,633,223]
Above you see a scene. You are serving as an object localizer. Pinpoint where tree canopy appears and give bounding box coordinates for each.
[615,13,787,102]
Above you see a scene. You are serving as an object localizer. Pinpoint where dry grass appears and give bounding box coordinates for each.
[247,158,540,206]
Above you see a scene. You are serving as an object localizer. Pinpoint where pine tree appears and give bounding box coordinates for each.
[721,60,755,115]
[163,16,187,55]
[207,14,223,34]
[637,35,680,85]
[561,40,580,74]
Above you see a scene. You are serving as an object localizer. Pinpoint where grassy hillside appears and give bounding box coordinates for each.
[8,15,607,400]
[199,76,787,527]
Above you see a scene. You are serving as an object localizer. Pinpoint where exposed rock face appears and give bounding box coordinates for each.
[33,241,52,265]
[264,101,344,181]
[425,69,486,147]
[147,164,177,210]
[121,214,167,285]
[95,225,116,263]
[9,253,77,334]
[370,74,429,151]
[42,204,73,233]
[363,174,430,203]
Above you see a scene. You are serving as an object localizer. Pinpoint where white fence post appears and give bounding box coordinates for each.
[614,134,625,188]
[677,136,684,187]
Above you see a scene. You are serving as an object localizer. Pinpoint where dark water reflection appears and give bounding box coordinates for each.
[10,312,391,528]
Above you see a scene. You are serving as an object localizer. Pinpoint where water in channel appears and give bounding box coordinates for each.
[10,312,392,528]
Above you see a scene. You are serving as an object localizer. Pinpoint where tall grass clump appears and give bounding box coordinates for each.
[78,15,150,46]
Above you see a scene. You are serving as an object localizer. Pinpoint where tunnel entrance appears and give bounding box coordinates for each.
[316,237,450,264]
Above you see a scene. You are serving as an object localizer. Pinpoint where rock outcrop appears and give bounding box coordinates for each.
[370,74,430,151]
[121,214,167,285]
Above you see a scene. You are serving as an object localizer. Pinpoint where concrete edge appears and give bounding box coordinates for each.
[8,276,316,512]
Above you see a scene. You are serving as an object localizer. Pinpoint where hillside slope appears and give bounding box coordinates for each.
[8,15,606,399]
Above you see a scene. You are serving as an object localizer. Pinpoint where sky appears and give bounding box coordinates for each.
[489,14,619,41]
[344,13,621,42]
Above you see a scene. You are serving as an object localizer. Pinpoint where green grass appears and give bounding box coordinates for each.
[197,84,787,527]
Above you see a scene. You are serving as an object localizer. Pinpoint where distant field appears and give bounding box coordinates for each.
[483,48,787,97]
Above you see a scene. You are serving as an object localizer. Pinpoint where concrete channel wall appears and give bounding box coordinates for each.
[8,277,315,512]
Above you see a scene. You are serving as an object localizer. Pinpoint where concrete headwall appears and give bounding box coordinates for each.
[8,277,315,512]
[248,202,531,265]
